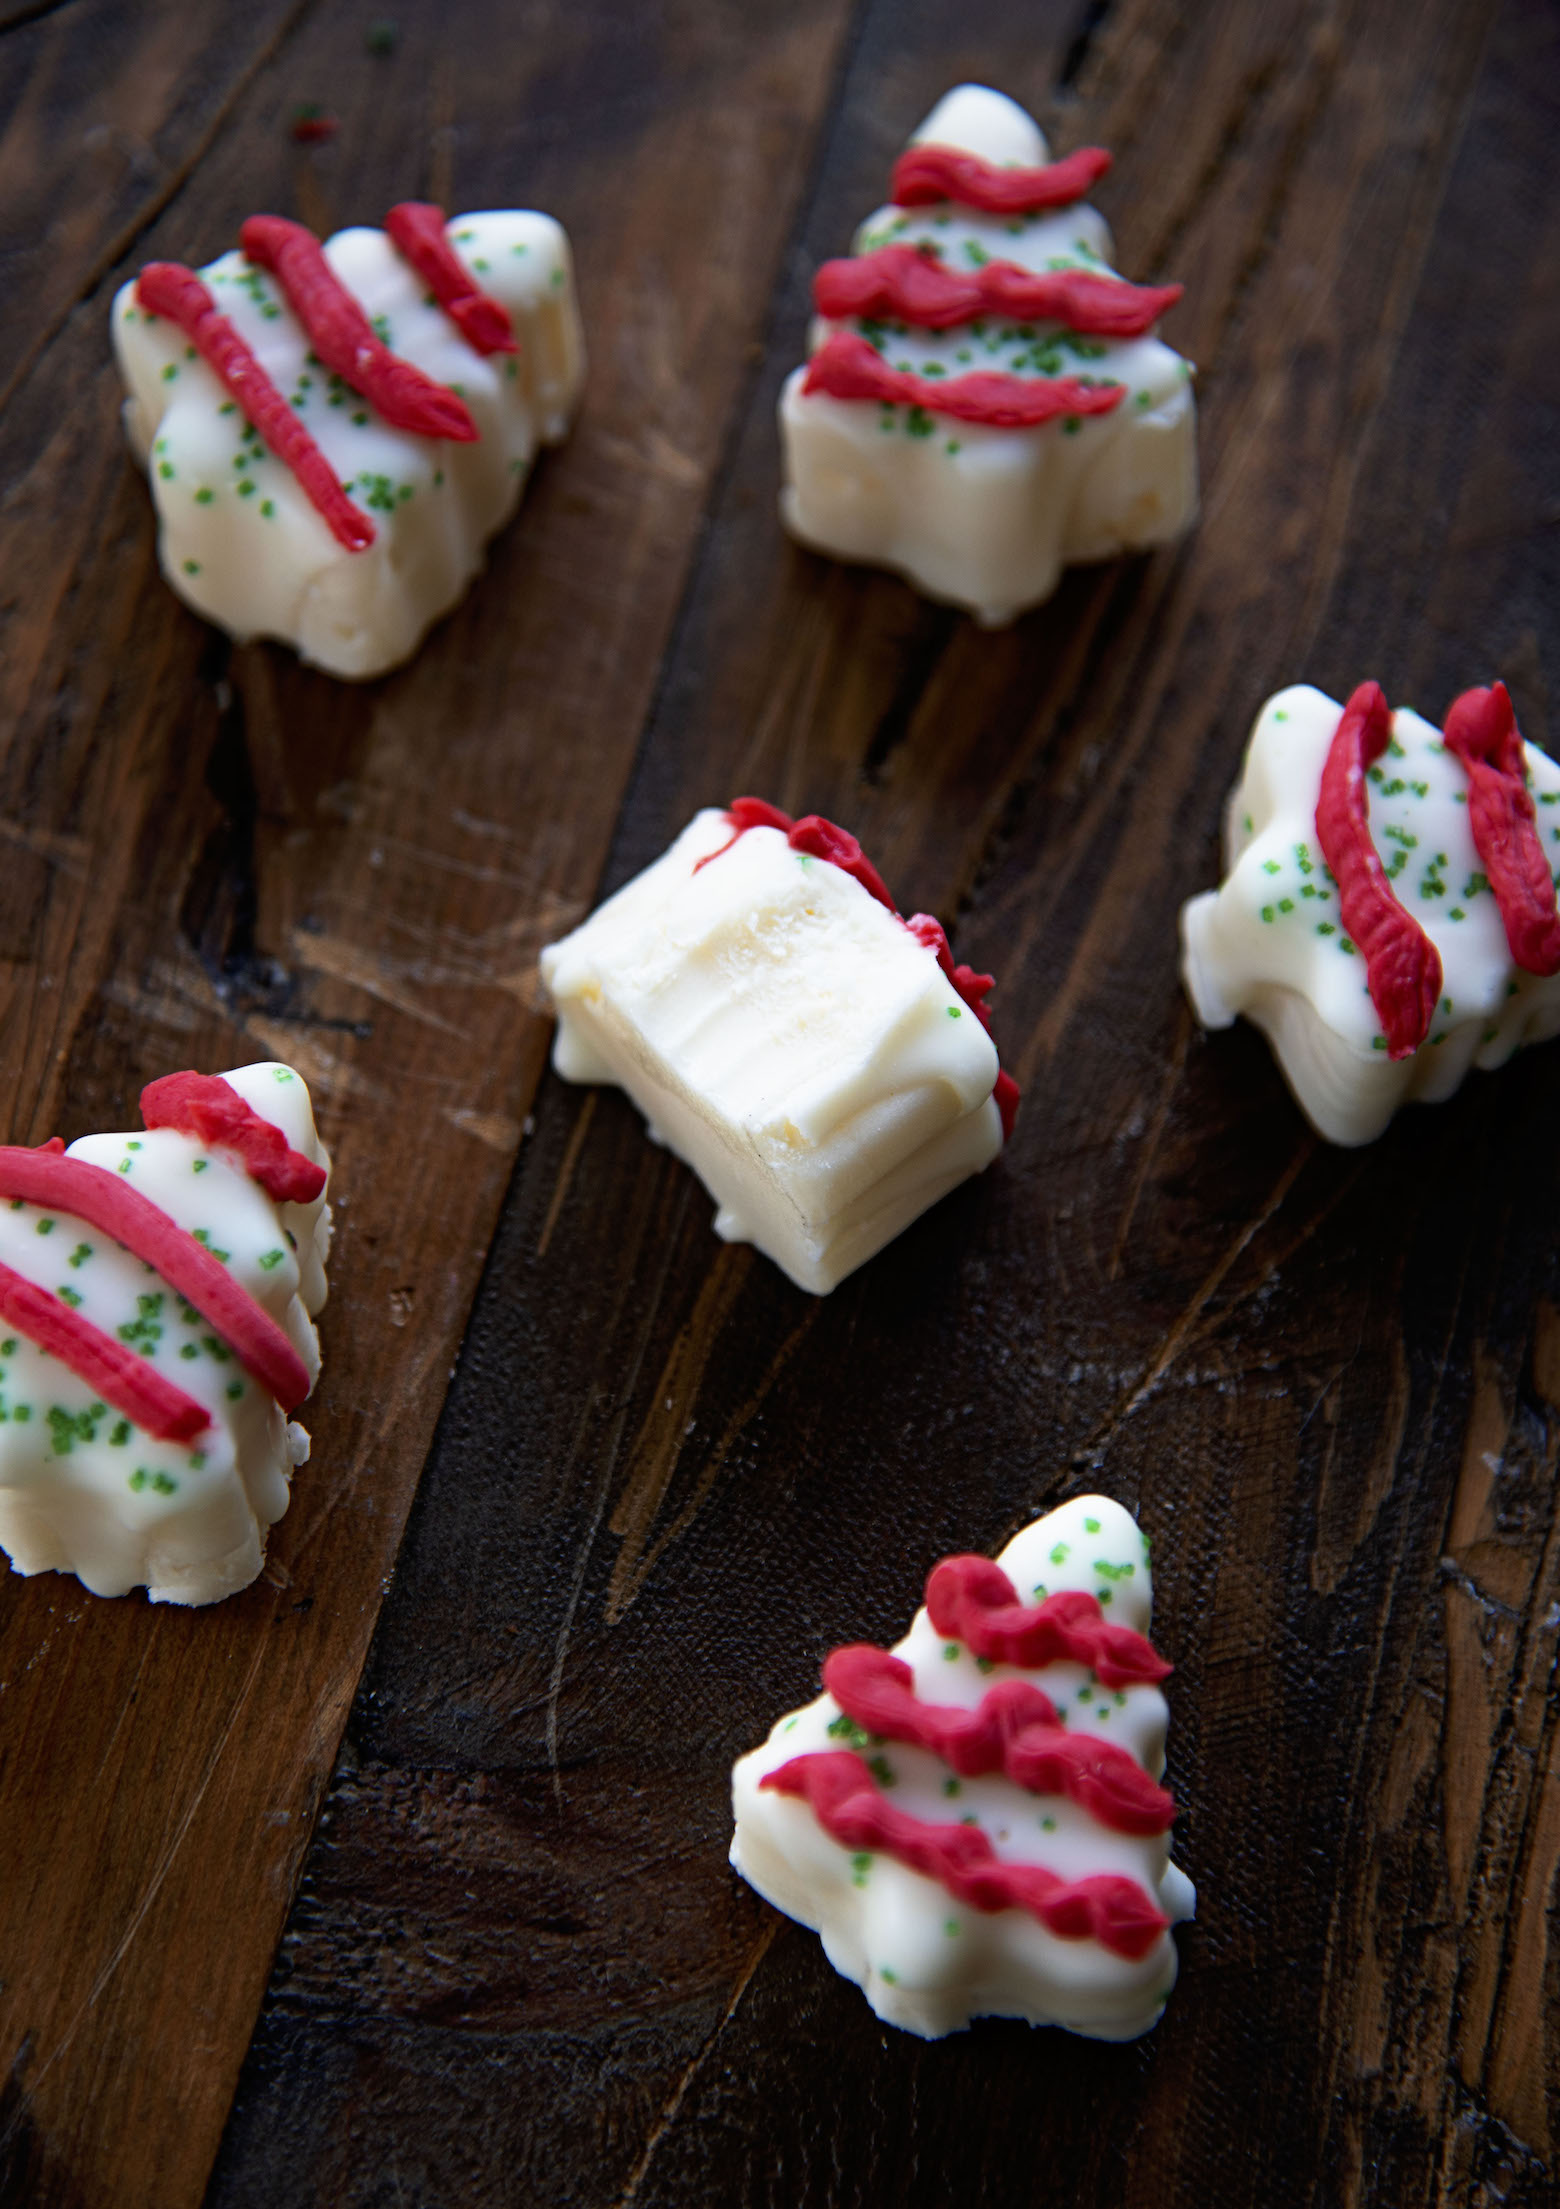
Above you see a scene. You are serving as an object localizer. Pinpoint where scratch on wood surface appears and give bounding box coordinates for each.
[441,1106,522,1153]
[239,1021,382,1103]
[612,1922,779,2209]
[606,1248,752,1617]
[288,929,467,1036]
[605,1266,819,1626]
[0,813,89,874]
[1083,1141,1312,1461]
[1107,1001,1191,1281]
[545,1177,696,1801]
[536,1092,597,1261]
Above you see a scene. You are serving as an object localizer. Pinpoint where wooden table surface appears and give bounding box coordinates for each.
[1,1,1557,2202]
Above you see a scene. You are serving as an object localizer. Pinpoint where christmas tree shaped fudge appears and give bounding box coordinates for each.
[113,200,585,677]
[0,1063,332,1605]
[780,84,1197,624]
[539,799,1019,1295]
[731,1494,1193,2040]
[1180,681,1560,1144]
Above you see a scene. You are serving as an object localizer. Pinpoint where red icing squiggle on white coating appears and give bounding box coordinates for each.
[761,1749,1169,1959]
[696,799,1020,1139]
[822,1643,1174,1835]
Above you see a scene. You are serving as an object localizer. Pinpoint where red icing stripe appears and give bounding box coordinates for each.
[1442,683,1560,977]
[926,1555,1170,1690]
[802,331,1124,430]
[1314,681,1442,1059]
[0,1258,210,1445]
[239,215,479,443]
[891,142,1112,215]
[385,202,518,358]
[135,263,374,553]
[815,244,1181,338]
[824,1644,1174,1835]
[140,1074,326,1205]
[695,800,1020,1138]
[761,1750,1168,1959]
[0,1147,311,1412]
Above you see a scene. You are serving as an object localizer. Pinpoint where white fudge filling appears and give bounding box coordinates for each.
[539,810,1005,1295]
[731,1494,1194,2041]
[0,1063,331,1605]
[1180,684,1560,1145]
[113,210,586,678]
[780,84,1198,624]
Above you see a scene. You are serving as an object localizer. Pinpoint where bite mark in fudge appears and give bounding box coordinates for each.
[730,1494,1194,2040]
[539,802,1016,1295]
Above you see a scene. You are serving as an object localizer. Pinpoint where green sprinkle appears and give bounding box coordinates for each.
[183,560,201,575]
[128,1467,148,1492]
[946,1005,961,1019]
[151,1472,177,1494]
[1084,1516,1100,1533]
[942,1777,961,1797]
[110,1420,130,1446]
[1050,1542,1070,1564]
[36,1219,54,1236]
[942,1642,960,1661]
[56,1286,82,1308]
[226,1381,245,1400]
[1041,1815,1057,1831]
[258,1249,286,1270]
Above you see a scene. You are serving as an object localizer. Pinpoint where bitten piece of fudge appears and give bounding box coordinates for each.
[113,203,585,678]
[780,84,1197,624]
[538,800,1019,1294]
[0,1063,332,1605]
[1180,681,1560,1144]
[731,1493,1193,2040]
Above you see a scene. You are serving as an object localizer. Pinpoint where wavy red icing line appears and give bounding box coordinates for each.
[824,1644,1175,1835]
[0,1145,311,1412]
[239,215,479,443]
[385,202,518,358]
[694,798,1020,1138]
[926,1555,1170,1690]
[140,1073,326,1206]
[0,1258,211,1445]
[802,331,1124,431]
[1442,682,1560,978]
[890,142,1112,215]
[1314,681,1443,1059]
[762,1750,1168,1959]
[135,262,374,553]
[815,244,1181,338]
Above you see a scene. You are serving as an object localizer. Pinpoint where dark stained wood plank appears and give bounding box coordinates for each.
[0,0,313,405]
[204,0,1559,2205]
[0,3,859,2202]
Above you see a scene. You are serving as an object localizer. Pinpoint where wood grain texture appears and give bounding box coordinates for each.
[200,0,1560,2206]
[0,3,855,2202]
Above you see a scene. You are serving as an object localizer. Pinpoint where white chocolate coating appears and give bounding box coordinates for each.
[1180,684,1560,1144]
[113,211,586,679]
[730,1494,1194,2040]
[539,810,1004,1294]
[0,1064,331,1605]
[780,85,1198,625]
